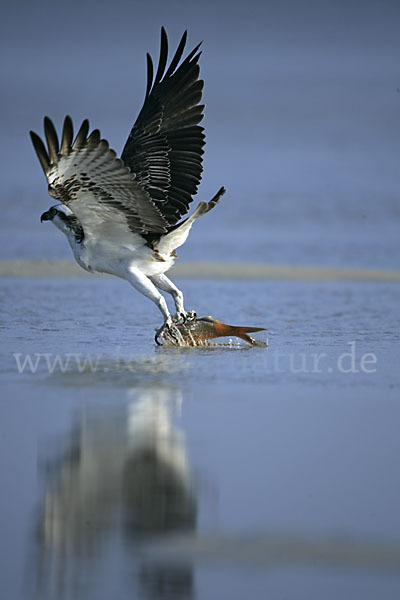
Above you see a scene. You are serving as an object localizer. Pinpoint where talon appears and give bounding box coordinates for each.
[155,317,173,345]
[173,312,186,325]
[172,311,197,324]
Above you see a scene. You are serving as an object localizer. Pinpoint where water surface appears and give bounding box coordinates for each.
[1,277,400,599]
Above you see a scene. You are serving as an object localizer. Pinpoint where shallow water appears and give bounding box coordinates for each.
[1,276,400,599]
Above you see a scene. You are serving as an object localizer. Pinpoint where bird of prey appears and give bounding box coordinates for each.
[30,28,225,342]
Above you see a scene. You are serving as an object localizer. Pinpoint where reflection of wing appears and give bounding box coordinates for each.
[121,27,205,226]
[30,116,169,237]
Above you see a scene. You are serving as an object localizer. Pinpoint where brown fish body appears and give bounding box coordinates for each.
[160,316,266,347]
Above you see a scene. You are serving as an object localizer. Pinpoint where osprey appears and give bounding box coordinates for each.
[30,28,225,342]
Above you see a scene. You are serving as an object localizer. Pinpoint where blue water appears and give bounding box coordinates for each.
[1,277,400,599]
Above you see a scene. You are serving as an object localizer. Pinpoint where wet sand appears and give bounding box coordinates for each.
[1,259,400,282]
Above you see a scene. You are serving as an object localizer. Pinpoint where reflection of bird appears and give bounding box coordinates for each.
[30,28,225,341]
[37,384,196,599]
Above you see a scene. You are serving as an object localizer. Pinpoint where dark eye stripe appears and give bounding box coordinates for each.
[56,212,84,243]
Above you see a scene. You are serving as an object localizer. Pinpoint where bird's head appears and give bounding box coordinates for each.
[40,205,84,243]
[41,204,71,229]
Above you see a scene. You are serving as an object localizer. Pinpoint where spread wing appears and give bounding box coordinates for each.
[30,116,169,239]
[121,27,205,227]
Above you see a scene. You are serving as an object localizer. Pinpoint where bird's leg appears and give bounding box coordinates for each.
[149,274,196,324]
[126,268,174,342]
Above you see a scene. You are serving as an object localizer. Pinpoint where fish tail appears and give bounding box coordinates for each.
[213,323,266,345]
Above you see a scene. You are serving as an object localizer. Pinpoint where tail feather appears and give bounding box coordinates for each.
[193,186,226,218]
[157,186,226,254]
[206,186,226,211]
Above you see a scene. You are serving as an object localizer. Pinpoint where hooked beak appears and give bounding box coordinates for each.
[40,211,51,222]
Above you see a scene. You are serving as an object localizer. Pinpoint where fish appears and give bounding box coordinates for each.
[157,316,267,347]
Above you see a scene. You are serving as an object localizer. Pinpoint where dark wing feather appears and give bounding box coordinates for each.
[121,27,205,228]
[73,119,90,150]
[44,116,59,164]
[30,131,50,175]
[31,116,169,237]
[60,115,74,154]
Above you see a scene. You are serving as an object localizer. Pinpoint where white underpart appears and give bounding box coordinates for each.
[51,202,206,324]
